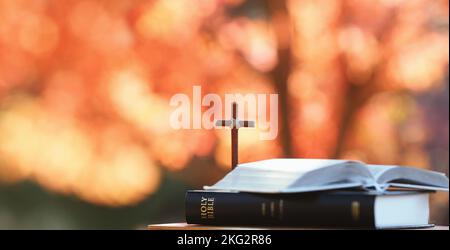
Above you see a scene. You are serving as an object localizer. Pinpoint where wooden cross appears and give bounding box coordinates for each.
[215,102,255,169]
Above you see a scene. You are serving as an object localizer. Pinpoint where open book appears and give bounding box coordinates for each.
[204,159,449,193]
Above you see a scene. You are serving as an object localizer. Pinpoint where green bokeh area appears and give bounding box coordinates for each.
[0,174,190,229]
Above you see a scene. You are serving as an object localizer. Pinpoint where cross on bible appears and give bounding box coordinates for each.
[215,102,255,169]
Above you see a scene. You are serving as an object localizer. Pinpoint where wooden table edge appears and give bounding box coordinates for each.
[147,223,449,230]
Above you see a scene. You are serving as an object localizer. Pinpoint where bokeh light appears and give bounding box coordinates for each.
[0,0,448,227]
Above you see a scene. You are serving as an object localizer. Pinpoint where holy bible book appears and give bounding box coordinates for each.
[185,159,448,229]
[185,190,431,229]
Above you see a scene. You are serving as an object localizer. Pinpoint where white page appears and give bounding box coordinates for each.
[237,158,354,173]
[204,158,364,192]
[204,159,449,193]
[366,164,397,179]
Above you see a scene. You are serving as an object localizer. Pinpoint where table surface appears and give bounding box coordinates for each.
[148,223,449,230]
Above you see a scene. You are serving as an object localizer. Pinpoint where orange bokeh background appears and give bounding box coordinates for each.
[0,0,448,227]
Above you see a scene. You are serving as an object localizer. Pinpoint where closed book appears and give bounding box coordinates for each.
[185,190,431,229]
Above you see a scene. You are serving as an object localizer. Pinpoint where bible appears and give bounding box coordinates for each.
[204,159,449,193]
[185,190,432,229]
[186,158,448,228]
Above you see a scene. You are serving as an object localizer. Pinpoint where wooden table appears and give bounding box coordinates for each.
[148,223,449,230]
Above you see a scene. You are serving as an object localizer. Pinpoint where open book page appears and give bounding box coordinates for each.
[235,159,352,173]
[366,165,396,179]
[367,165,449,191]
[204,159,373,193]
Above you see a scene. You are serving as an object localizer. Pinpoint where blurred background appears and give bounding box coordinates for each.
[0,0,448,229]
